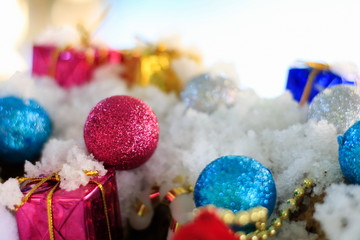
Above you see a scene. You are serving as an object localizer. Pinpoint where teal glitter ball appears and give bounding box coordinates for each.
[194,155,277,215]
[338,121,360,184]
[0,96,52,164]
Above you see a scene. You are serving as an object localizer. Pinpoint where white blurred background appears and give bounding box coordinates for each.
[1,0,360,97]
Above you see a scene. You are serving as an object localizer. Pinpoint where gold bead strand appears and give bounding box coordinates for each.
[235,178,314,240]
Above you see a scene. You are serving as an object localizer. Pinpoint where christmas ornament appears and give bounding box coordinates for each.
[193,155,276,215]
[286,61,355,105]
[338,121,360,184]
[178,178,314,240]
[181,73,238,113]
[84,95,159,170]
[0,96,52,164]
[308,85,360,134]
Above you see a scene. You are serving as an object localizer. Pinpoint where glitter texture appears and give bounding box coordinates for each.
[338,121,360,184]
[84,95,159,170]
[181,73,238,113]
[0,96,52,164]
[194,155,277,215]
[308,85,360,134]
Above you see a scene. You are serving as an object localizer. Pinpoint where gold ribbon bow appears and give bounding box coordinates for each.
[16,170,112,240]
[122,42,201,94]
[299,62,330,106]
[47,7,113,80]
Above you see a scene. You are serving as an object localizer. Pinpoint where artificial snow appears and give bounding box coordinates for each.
[314,184,360,240]
[0,205,18,240]
[24,139,107,191]
[0,178,22,209]
[0,69,348,239]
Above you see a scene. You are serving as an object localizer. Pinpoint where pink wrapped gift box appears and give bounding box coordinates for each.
[32,45,122,88]
[16,170,122,240]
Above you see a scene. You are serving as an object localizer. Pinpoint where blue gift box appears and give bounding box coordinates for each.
[286,63,355,104]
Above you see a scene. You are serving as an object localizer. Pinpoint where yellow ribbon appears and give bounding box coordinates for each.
[170,218,181,232]
[47,7,112,80]
[122,43,201,94]
[299,62,330,106]
[132,184,194,226]
[162,185,194,205]
[16,171,112,240]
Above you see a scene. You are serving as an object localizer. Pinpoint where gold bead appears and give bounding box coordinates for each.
[294,187,305,199]
[279,208,289,220]
[236,212,250,226]
[286,198,297,210]
[235,232,247,240]
[260,233,268,240]
[255,222,266,231]
[257,232,268,240]
[257,208,268,221]
[272,218,282,228]
[250,211,259,222]
[206,204,216,210]
[268,227,277,236]
[302,178,314,188]
[238,234,247,240]
[245,233,258,240]
[221,210,235,224]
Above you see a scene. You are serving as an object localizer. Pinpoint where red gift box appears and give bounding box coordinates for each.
[16,170,122,240]
[32,45,122,88]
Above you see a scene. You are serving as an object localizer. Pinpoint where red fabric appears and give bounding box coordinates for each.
[172,210,238,240]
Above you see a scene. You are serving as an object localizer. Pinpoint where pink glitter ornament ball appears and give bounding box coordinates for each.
[84,95,159,170]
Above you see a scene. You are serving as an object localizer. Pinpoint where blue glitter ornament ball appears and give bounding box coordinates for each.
[194,155,277,215]
[181,74,238,113]
[0,96,52,164]
[338,121,360,184]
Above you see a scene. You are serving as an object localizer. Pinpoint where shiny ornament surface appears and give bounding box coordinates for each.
[194,155,276,215]
[0,96,52,164]
[84,95,159,170]
[308,85,360,134]
[181,74,238,113]
[338,121,360,184]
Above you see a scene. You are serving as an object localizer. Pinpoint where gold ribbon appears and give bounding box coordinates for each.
[16,171,112,240]
[133,184,160,216]
[299,62,330,106]
[47,45,111,80]
[131,184,194,230]
[162,185,194,205]
[46,7,112,80]
[122,43,201,94]
[163,185,194,233]
[169,218,181,232]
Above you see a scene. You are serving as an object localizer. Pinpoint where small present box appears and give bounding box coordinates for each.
[121,44,201,94]
[285,62,355,104]
[32,45,122,88]
[16,170,122,240]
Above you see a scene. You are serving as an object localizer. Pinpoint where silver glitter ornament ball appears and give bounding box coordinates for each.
[181,74,239,113]
[308,85,360,134]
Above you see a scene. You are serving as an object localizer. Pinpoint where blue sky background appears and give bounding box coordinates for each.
[2,0,360,97]
[95,0,360,97]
